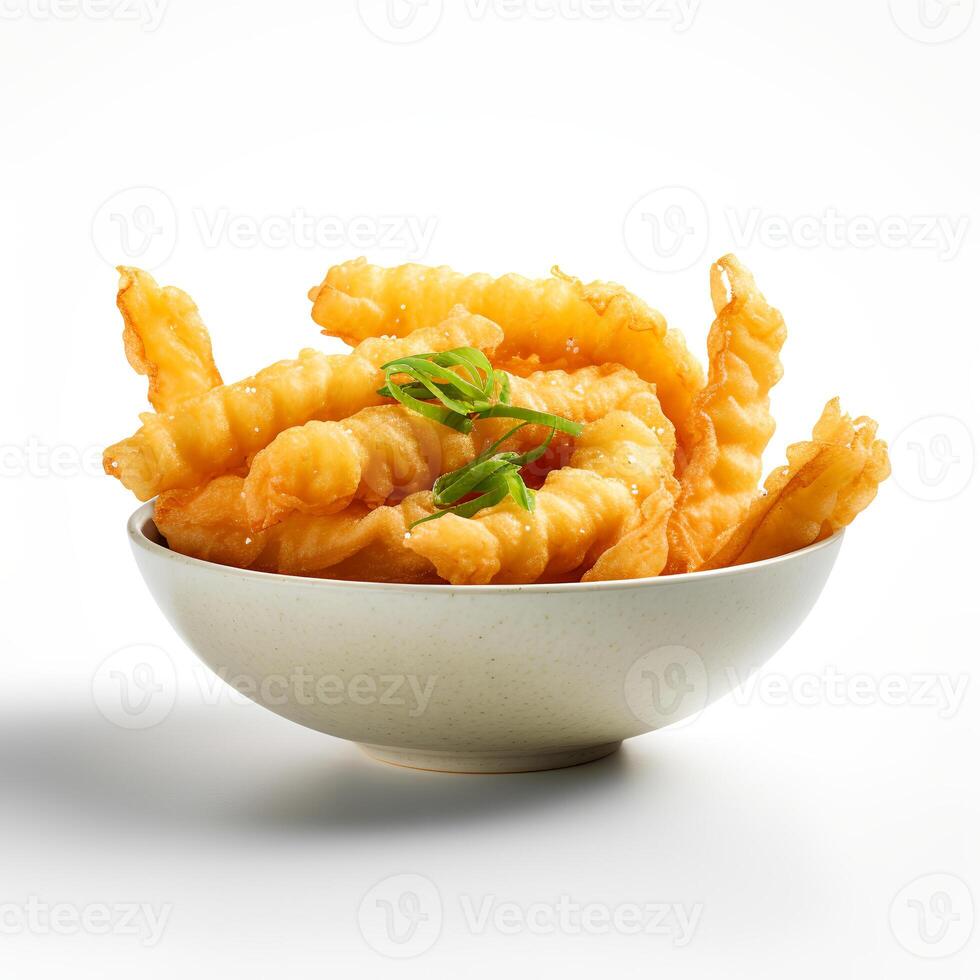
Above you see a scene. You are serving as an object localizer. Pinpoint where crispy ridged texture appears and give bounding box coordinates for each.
[243,364,675,530]
[155,476,439,583]
[581,483,675,582]
[404,410,676,585]
[103,308,503,501]
[699,399,890,570]
[665,255,787,573]
[309,258,704,432]
[117,267,223,412]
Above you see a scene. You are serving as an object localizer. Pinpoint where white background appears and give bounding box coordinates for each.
[1,0,978,976]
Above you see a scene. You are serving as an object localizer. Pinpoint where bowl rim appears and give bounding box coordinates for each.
[127,500,845,595]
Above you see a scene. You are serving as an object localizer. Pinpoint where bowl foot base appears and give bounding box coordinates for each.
[358,741,623,774]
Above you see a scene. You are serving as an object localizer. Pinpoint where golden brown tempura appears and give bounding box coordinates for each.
[581,482,675,582]
[155,475,439,583]
[103,308,503,501]
[665,255,787,573]
[699,399,890,569]
[309,258,704,433]
[404,409,676,584]
[243,364,675,530]
[117,267,223,411]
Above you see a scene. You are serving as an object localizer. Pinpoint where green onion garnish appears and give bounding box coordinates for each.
[376,348,583,526]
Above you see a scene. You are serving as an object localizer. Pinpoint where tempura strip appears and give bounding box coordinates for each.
[309,258,704,432]
[117,267,223,411]
[103,308,503,501]
[581,483,675,582]
[665,255,787,573]
[699,399,890,569]
[404,410,676,585]
[155,476,438,583]
[243,365,675,530]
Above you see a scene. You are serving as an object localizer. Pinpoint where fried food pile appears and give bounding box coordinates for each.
[103,257,889,584]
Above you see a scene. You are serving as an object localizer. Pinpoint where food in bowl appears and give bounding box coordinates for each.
[104,256,889,584]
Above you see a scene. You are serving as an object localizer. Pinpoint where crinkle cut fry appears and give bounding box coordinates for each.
[103,308,503,501]
[404,409,676,585]
[117,267,223,413]
[308,258,704,434]
[243,364,676,530]
[665,255,787,573]
[699,398,890,570]
[155,476,440,583]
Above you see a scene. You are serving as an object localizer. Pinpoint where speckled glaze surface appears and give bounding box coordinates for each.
[128,502,843,773]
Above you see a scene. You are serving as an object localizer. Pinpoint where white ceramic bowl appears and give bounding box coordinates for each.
[128,502,843,773]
